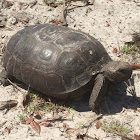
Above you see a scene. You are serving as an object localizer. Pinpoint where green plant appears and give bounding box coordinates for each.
[111,125,129,134]
[52,0,57,3]
[38,105,52,111]
[71,113,74,120]
[29,92,39,100]
[101,121,130,135]
[67,107,75,120]
[79,122,88,127]
[18,114,25,121]
[29,104,35,113]
[67,107,75,112]
[122,45,137,54]
[44,0,58,4]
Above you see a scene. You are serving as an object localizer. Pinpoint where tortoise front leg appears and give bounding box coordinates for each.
[89,74,110,113]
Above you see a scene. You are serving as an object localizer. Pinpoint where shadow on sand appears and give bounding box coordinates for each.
[5,75,140,115]
[65,78,140,114]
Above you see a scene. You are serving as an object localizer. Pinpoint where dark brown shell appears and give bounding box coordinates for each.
[3,24,111,96]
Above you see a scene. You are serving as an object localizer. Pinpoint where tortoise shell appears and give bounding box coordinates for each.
[3,24,111,96]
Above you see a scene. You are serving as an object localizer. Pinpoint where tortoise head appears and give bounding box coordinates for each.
[101,61,140,82]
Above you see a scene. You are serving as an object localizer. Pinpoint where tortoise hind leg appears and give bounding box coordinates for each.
[89,74,110,113]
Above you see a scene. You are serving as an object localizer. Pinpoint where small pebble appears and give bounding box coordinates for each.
[9,17,18,25]
[1,34,5,38]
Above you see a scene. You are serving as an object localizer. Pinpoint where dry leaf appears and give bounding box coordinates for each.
[96,115,103,120]
[12,106,18,110]
[5,127,10,134]
[106,0,113,1]
[134,134,140,140]
[21,119,26,124]
[87,115,97,118]
[137,108,140,112]
[39,111,45,117]
[106,23,110,27]
[112,48,118,53]
[131,64,140,70]
[96,121,102,129]
[50,20,62,25]
[49,3,58,8]
[0,42,3,45]
[33,110,38,114]
[40,121,50,127]
[30,120,41,134]
[63,122,67,127]
[34,114,41,119]
[26,117,34,124]
[88,114,103,120]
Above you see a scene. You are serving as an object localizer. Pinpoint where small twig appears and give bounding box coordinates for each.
[7,79,23,92]
[37,116,68,123]
[18,0,37,10]
[61,0,90,26]
[0,100,18,110]
[7,79,28,108]
[85,114,103,135]
[61,0,71,25]
[29,0,37,8]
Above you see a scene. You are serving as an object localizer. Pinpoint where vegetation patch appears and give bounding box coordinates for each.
[122,44,138,54]
[101,120,130,136]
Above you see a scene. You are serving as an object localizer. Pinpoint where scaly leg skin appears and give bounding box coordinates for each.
[89,74,110,114]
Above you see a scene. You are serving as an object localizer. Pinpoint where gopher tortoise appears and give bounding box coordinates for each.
[2,24,137,112]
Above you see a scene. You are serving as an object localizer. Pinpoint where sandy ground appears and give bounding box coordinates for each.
[0,0,140,139]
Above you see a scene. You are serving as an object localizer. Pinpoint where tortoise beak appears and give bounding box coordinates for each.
[131,64,140,70]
